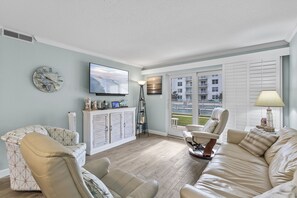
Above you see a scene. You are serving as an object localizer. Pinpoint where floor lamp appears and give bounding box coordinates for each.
[137,81,148,136]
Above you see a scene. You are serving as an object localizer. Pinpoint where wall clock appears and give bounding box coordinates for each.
[33,66,64,93]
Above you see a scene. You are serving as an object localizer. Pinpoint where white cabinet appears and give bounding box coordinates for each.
[83,107,136,155]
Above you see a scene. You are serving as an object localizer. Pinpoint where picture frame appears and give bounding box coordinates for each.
[147,76,162,95]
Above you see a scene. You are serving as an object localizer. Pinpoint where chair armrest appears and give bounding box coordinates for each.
[127,180,159,198]
[186,124,204,132]
[191,131,220,139]
[45,126,79,146]
[180,184,213,198]
[83,157,110,179]
[227,129,247,144]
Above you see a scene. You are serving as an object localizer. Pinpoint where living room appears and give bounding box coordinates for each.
[1,1,297,198]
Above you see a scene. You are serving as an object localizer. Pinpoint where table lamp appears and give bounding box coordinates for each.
[255,90,284,130]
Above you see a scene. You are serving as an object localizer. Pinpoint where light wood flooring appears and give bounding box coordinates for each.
[0,134,208,198]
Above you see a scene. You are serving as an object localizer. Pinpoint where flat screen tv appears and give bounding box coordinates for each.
[89,62,129,96]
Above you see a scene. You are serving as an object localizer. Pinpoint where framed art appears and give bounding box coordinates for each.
[147,76,162,95]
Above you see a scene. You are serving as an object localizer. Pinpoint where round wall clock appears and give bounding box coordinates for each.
[33,66,64,93]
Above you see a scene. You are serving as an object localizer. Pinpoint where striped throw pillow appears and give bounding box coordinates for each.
[239,131,279,156]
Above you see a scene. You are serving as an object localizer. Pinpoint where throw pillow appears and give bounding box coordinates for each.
[239,131,278,156]
[202,119,218,133]
[81,168,113,198]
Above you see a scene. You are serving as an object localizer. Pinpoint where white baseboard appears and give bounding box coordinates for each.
[0,168,9,178]
[149,130,167,136]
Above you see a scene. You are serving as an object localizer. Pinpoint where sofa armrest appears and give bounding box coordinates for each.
[83,158,110,179]
[127,180,159,198]
[227,129,247,144]
[45,126,79,146]
[191,131,220,139]
[180,184,214,198]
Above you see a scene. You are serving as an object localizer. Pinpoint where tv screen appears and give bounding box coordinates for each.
[89,63,129,95]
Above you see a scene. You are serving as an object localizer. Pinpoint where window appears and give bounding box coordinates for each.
[177,95,182,99]
[212,95,219,99]
[212,87,218,92]
[178,89,182,93]
[201,95,206,100]
[178,82,182,86]
[212,79,218,84]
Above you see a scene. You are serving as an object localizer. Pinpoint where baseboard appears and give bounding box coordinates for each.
[0,168,9,178]
[149,130,167,136]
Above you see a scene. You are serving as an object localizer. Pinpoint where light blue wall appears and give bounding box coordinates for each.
[289,32,297,129]
[0,36,141,170]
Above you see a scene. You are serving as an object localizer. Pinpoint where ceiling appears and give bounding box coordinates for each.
[0,0,297,69]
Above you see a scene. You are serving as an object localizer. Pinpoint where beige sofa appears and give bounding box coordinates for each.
[180,128,297,198]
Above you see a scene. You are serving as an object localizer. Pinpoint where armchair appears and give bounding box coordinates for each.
[182,108,229,159]
[20,132,159,198]
[1,125,86,191]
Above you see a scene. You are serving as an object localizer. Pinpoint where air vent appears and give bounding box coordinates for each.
[3,29,34,43]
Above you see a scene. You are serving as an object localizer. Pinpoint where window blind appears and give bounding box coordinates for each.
[222,57,282,142]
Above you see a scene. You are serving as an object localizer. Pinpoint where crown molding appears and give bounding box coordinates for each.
[141,47,289,75]
[34,36,142,68]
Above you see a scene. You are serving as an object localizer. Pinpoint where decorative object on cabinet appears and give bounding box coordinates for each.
[33,66,63,93]
[255,90,284,132]
[147,76,162,95]
[84,97,91,110]
[83,108,136,155]
[137,81,148,137]
[111,101,120,108]
[91,100,98,110]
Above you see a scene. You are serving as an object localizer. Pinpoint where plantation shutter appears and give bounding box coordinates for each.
[222,57,282,142]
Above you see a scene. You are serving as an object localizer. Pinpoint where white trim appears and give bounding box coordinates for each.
[285,23,297,42]
[141,47,289,75]
[34,36,142,68]
[0,168,9,178]
[149,130,167,136]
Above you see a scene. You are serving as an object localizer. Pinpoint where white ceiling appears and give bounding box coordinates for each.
[0,0,297,69]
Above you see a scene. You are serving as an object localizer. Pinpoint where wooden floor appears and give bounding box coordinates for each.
[0,134,208,198]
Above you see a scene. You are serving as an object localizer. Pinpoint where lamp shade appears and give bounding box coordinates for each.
[138,80,146,86]
[255,91,285,107]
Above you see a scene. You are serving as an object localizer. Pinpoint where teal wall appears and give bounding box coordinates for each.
[0,36,142,170]
[289,32,297,129]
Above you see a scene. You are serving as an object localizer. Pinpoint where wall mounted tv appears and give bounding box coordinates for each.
[89,62,129,96]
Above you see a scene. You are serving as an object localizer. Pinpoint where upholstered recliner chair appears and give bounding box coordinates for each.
[182,108,229,159]
[20,132,159,198]
[1,125,86,191]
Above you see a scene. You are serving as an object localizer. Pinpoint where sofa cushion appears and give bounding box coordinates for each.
[202,119,218,133]
[254,181,297,198]
[238,131,278,156]
[81,168,113,198]
[216,143,268,166]
[195,154,272,197]
[269,136,297,187]
[265,127,297,164]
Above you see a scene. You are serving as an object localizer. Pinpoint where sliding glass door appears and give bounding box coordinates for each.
[168,71,222,137]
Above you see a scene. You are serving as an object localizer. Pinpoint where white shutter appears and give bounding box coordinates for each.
[124,110,134,138]
[223,61,248,142]
[248,59,282,129]
[223,57,282,141]
[110,112,122,143]
[93,114,108,148]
